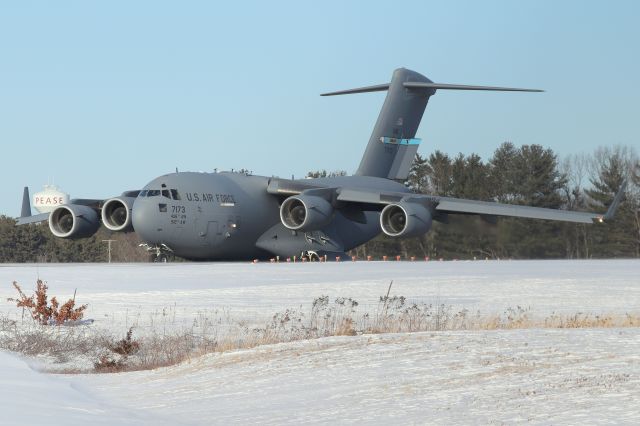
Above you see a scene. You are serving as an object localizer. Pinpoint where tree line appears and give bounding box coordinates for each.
[0,142,638,262]
[0,219,148,263]
[353,143,639,260]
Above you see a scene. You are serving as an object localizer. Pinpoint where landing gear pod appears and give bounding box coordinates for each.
[280,195,334,232]
[49,205,100,239]
[380,202,432,238]
[101,197,136,232]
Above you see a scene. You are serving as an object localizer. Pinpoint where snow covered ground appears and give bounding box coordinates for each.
[1,259,639,333]
[72,329,640,424]
[0,350,165,425]
[1,260,639,424]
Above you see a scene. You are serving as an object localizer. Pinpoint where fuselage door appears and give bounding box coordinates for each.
[204,221,219,246]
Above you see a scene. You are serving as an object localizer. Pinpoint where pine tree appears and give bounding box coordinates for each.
[490,144,567,258]
[585,147,637,257]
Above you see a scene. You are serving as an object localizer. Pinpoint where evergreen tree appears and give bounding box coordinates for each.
[490,144,567,258]
[406,153,429,193]
[585,147,637,257]
[306,170,347,178]
[425,151,453,195]
[488,142,520,202]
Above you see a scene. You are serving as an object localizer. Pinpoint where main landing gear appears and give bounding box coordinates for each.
[300,250,321,262]
[139,243,174,263]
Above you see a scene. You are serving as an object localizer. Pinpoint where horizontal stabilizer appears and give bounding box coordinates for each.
[321,82,542,97]
[320,84,390,96]
[403,82,543,92]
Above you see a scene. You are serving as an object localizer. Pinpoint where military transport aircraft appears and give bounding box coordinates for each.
[17,68,626,261]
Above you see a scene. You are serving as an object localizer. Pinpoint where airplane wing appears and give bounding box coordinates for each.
[14,185,142,227]
[336,185,627,224]
[16,213,50,225]
[432,197,601,223]
[268,178,626,224]
[16,198,105,225]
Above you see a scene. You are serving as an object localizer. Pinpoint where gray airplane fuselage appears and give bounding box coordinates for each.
[133,172,409,260]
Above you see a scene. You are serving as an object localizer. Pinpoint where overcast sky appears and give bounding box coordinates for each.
[1,1,638,216]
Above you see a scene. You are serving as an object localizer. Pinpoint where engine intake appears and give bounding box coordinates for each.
[101,196,136,232]
[280,195,333,231]
[49,204,100,239]
[380,202,432,238]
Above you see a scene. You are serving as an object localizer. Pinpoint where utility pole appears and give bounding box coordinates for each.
[102,239,116,263]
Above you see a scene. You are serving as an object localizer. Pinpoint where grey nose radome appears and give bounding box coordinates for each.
[131,198,162,243]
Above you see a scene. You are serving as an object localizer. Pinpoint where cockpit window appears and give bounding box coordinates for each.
[139,189,173,198]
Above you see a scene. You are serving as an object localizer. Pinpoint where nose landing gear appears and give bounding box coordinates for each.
[139,243,174,263]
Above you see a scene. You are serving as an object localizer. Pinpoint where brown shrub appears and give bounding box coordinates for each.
[8,280,87,325]
[110,327,141,356]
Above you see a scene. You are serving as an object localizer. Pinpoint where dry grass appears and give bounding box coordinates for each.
[2,291,639,374]
[0,318,109,365]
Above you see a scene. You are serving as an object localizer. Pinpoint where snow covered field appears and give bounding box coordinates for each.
[1,260,639,424]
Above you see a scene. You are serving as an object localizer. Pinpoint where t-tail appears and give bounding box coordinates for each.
[322,68,543,181]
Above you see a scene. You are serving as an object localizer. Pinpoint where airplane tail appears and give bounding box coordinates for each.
[21,186,31,217]
[321,68,542,181]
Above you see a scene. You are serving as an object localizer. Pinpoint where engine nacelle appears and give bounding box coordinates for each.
[280,195,334,231]
[101,196,136,232]
[49,204,100,239]
[380,202,432,238]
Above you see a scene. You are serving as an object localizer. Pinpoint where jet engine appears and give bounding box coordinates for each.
[49,204,100,239]
[380,202,432,238]
[280,195,334,231]
[101,196,136,232]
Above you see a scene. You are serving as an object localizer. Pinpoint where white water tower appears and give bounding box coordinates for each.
[33,184,70,214]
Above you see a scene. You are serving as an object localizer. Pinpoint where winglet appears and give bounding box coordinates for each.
[20,187,32,218]
[602,179,627,221]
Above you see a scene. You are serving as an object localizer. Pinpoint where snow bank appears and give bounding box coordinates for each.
[0,351,163,425]
[73,329,640,424]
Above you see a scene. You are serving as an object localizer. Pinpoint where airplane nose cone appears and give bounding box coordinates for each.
[132,198,160,243]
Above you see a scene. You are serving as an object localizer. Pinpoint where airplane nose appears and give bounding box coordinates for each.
[132,198,161,243]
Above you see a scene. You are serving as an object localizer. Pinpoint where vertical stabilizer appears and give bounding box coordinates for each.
[322,68,434,180]
[356,68,433,179]
[21,187,32,217]
[321,68,542,180]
